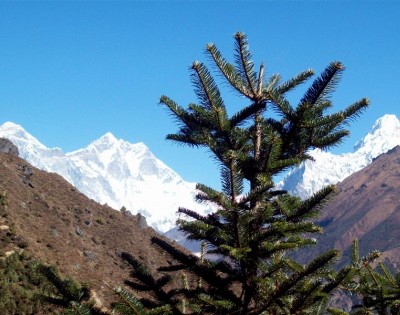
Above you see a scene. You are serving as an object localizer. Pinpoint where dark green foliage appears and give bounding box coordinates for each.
[152,32,369,314]
[113,287,148,315]
[110,252,181,314]
[37,264,90,308]
[0,252,55,314]
[340,240,400,315]
[112,286,173,315]
[118,253,176,310]
[65,302,93,315]
[37,264,106,315]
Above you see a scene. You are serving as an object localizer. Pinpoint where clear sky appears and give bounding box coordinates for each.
[1,1,399,189]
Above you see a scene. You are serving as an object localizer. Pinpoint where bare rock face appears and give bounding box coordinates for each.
[0,138,19,156]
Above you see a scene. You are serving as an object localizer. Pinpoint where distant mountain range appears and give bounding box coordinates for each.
[0,122,212,233]
[1,114,399,236]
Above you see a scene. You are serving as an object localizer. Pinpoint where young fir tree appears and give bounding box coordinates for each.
[131,32,369,314]
[339,240,400,315]
[37,264,95,315]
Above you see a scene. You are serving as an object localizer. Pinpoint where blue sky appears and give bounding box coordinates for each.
[1,1,399,188]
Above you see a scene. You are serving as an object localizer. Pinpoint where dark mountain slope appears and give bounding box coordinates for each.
[0,151,186,310]
[305,145,400,268]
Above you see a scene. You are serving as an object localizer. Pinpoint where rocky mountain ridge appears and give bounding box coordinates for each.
[0,151,189,310]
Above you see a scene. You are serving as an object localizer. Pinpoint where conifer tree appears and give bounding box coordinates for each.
[135,32,369,314]
[37,264,106,315]
[341,240,400,315]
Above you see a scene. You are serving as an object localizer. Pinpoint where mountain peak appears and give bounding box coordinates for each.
[90,132,120,150]
[354,114,400,154]
[374,113,399,127]
[0,121,28,136]
[0,121,25,130]
[368,114,400,136]
[0,121,46,149]
[90,133,150,155]
[98,132,118,143]
[101,132,117,141]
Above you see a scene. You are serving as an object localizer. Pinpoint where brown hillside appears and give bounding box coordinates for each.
[0,151,188,310]
[305,145,400,268]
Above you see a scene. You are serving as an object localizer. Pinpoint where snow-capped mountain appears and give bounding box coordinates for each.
[0,122,212,232]
[1,114,398,236]
[279,114,400,199]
